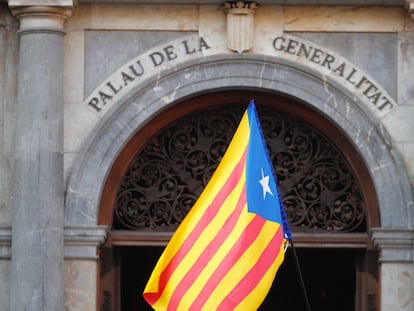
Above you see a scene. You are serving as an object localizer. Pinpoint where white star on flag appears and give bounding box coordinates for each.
[259,168,274,199]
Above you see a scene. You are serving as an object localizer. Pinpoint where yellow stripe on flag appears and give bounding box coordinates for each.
[175,172,248,310]
[239,240,285,310]
[202,220,280,310]
[155,171,247,309]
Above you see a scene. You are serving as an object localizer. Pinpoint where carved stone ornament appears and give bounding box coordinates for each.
[224,1,257,53]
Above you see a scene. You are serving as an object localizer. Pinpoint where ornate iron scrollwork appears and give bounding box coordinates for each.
[114,104,366,233]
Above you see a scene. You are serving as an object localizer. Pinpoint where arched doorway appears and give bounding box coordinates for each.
[97,90,379,311]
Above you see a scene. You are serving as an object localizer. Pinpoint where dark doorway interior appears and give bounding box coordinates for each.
[120,246,356,311]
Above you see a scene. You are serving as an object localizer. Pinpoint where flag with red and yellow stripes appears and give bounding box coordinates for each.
[143,100,291,310]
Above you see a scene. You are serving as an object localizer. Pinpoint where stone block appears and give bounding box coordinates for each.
[398,32,414,105]
[90,4,198,31]
[0,259,10,310]
[199,5,227,55]
[64,260,98,311]
[84,30,191,97]
[254,5,283,53]
[285,6,404,32]
[291,32,398,100]
[381,263,414,311]
[382,105,414,142]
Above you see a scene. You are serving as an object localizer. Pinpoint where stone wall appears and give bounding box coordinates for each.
[0,2,413,310]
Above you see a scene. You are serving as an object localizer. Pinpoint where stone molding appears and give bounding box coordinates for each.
[371,228,414,263]
[20,0,405,4]
[8,2,74,34]
[64,226,108,260]
[0,226,107,259]
[0,227,11,259]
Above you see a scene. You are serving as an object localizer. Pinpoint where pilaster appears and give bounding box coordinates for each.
[8,1,74,310]
[371,228,414,311]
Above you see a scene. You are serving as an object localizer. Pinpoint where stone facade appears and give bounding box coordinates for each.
[0,0,413,310]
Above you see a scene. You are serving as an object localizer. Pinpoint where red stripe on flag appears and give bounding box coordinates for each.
[166,187,247,310]
[188,215,267,310]
[145,149,247,307]
[217,226,284,310]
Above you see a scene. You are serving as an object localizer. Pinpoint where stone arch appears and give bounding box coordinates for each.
[65,54,413,234]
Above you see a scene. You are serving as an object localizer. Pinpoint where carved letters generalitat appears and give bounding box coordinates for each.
[273,35,395,114]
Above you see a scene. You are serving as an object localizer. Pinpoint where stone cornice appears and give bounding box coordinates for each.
[0,0,405,4]
[371,228,414,263]
[63,0,408,5]
[0,226,108,259]
[64,226,108,260]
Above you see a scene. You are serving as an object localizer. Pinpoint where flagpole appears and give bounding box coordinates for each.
[289,240,312,311]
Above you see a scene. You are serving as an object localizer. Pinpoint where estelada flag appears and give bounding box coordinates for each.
[143,100,291,310]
